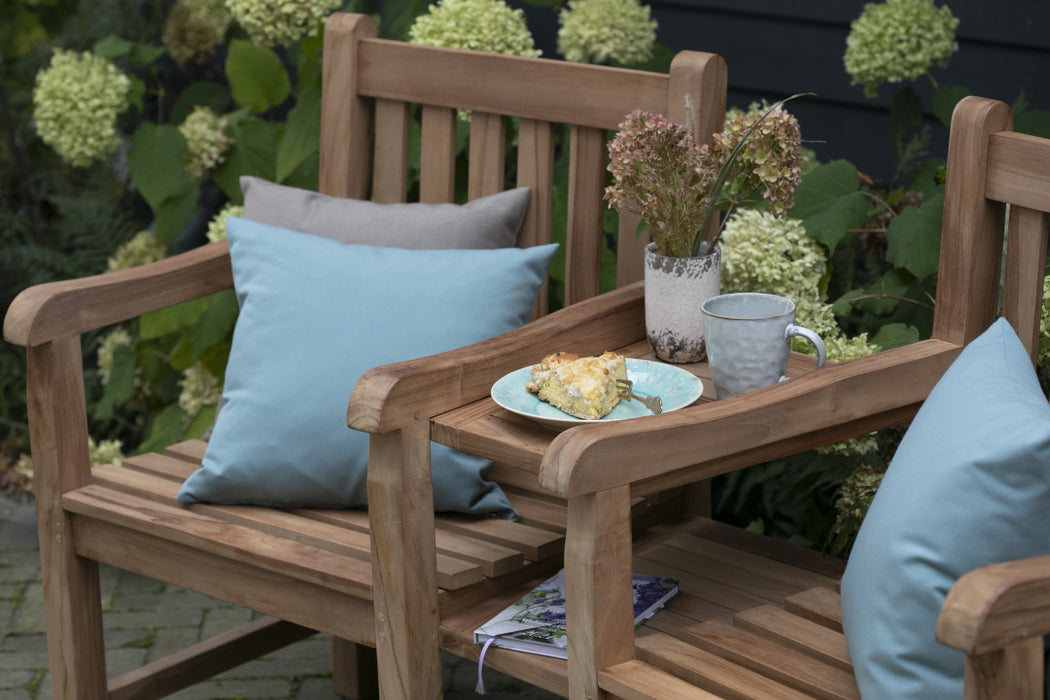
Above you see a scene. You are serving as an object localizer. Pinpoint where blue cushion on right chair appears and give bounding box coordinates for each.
[841,317,1050,698]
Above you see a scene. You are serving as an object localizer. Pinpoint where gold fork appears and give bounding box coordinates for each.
[615,378,663,414]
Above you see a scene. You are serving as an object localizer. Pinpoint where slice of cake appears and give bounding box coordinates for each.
[525,351,628,420]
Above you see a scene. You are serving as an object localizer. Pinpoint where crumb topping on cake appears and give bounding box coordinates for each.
[526,351,627,420]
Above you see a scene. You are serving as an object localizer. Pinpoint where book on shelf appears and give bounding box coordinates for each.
[472,568,679,660]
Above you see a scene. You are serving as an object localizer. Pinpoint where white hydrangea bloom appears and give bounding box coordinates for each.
[410,0,541,58]
[33,49,131,168]
[88,436,125,467]
[97,327,133,386]
[720,209,827,302]
[178,362,222,418]
[180,106,233,178]
[107,231,168,272]
[557,0,657,65]
[227,0,340,47]
[206,203,245,242]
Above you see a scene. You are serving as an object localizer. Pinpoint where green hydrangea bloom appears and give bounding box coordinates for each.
[180,106,233,178]
[226,0,340,48]
[720,209,826,302]
[844,0,959,98]
[97,327,133,386]
[829,466,885,550]
[163,0,232,65]
[33,49,131,168]
[409,0,541,58]
[107,231,168,272]
[206,203,245,242]
[1039,277,1050,368]
[557,0,656,65]
[89,436,125,467]
[178,362,222,417]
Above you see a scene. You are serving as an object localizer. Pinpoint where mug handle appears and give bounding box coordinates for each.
[784,325,827,372]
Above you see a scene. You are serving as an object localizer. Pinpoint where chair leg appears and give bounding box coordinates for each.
[332,637,379,699]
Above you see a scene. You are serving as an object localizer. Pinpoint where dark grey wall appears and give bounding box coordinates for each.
[518,0,1050,183]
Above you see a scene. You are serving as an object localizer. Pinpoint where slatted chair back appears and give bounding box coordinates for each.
[318,13,727,310]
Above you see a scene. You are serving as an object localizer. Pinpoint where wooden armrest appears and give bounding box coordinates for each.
[347,282,645,433]
[4,242,232,347]
[539,338,963,498]
[937,553,1050,655]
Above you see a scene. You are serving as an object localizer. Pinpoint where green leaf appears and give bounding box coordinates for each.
[225,39,291,113]
[94,34,133,59]
[211,116,278,201]
[885,192,943,282]
[871,323,920,350]
[789,160,869,253]
[189,290,239,357]
[128,123,189,211]
[153,180,200,241]
[94,344,136,421]
[1014,108,1050,139]
[139,297,210,339]
[136,405,186,455]
[0,8,47,59]
[184,405,217,440]
[909,159,946,201]
[172,81,229,123]
[276,85,321,182]
[931,86,972,127]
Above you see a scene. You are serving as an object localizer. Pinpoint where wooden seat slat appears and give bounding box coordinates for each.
[637,542,805,603]
[733,605,852,672]
[680,621,859,700]
[661,532,842,591]
[90,463,487,590]
[784,587,843,632]
[634,631,814,700]
[632,560,776,614]
[432,513,564,562]
[599,659,724,700]
[63,485,373,596]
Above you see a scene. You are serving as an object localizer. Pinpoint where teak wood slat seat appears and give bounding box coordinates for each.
[2,12,730,699]
[346,95,1050,697]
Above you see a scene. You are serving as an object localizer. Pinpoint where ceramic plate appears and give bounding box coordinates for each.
[491,358,703,429]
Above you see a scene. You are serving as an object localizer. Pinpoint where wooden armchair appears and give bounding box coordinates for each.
[349,97,1050,698]
[2,12,727,699]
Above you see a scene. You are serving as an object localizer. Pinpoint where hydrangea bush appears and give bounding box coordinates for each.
[557,0,657,65]
[226,0,340,48]
[180,106,234,178]
[409,0,541,58]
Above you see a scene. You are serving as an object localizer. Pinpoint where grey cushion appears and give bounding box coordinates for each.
[240,176,530,249]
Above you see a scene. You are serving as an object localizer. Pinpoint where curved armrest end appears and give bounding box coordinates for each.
[937,554,1050,655]
[346,284,645,434]
[4,243,232,347]
[540,339,961,497]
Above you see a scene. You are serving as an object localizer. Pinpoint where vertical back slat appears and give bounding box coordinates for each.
[615,211,645,286]
[517,118,556,316]
[933,97,1014,347]
[419,105,457,203]
[319,14,378,198]
[565,125,607,305]
[468,112,506,200]
[372,99,410,204]
[1002,205,1050,363]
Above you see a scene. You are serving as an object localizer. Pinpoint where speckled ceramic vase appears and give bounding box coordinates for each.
[643,241,721,364]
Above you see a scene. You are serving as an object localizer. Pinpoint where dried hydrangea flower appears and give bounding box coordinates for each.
[178,362,222,418]
[107,231,168,272]
[180,106,233,178]
[605,110,708,258]
[410,0,541,58]
[163,0,232,65]
[557,0,657,65]
[33,49,131,168]
[205,203,245,243]
[844,0,959,98]
[226,0,340,48]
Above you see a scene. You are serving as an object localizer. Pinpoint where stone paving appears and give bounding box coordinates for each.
[0,497,560,700]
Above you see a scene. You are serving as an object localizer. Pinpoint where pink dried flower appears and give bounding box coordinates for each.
[604,96,805,257]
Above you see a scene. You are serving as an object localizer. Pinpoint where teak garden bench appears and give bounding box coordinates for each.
[3,12,730,699]
[348,94,1050,699]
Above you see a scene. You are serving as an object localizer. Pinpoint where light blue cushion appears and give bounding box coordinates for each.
[177,216,558,517]
[841,317,1050,697]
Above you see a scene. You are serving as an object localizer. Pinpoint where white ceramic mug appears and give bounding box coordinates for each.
[700,293,826,399]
